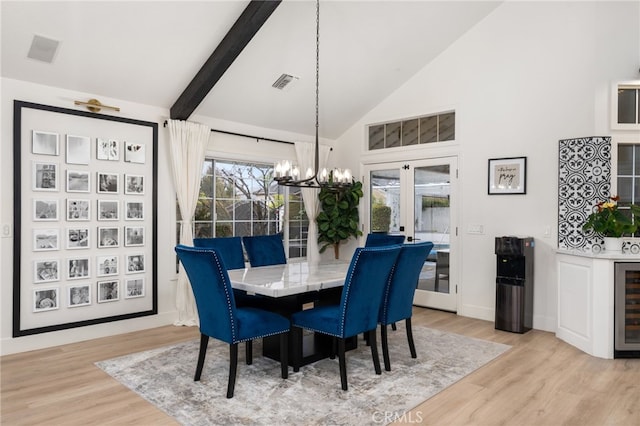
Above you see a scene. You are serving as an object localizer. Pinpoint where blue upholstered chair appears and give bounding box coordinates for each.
[379,242,433,371]
[174,245,290,398]
[193,236,263,307]
[290,245,402,391]
[365,233,406,247]
[242,234,287,267]
[193,237,245,269]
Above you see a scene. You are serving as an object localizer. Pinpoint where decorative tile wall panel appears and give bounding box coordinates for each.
[558,136,611,251]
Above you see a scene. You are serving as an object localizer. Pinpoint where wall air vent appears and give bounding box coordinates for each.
[272,73,299,91]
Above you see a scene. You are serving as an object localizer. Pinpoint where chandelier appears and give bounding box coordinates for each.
[274,0,352,190]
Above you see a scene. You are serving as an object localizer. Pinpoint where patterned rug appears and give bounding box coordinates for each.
[97,324,510,425]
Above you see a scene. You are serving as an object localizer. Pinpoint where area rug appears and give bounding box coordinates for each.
[96,325,510,425]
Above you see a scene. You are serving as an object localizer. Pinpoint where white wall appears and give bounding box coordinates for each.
[0,78,318,355]
[333,1,640,331]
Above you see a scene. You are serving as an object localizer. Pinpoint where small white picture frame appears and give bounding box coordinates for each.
[124,141,145,163]
[32,130,59,156]
[66,135,91,165]
[67,284,91,307]
[97,200,119,221]
[97,172,119,194]
[67,257,90,280]
[33,228,59,251]
[125,201,144,220]
[66,170,90,193]
[32,161,58,191]
[67,199,90,221]
[97,280,119,303]
[34,259,60,283]
[96,138,119,161]
[33,287,59,312]
[33,199,59,221]
[124,174,144,195]
[96,255,118,277]
[125,277,145,299]
[98,227,119,248]
[124,226,144,247]
[66,227,90,249]
[125,253,145,274]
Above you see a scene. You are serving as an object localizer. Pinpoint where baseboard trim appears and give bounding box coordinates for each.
[1,311,179,356]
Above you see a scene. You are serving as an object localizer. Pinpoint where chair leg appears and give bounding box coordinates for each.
[338,338,348,391]
[381,324,391,372]
[246,340,253,365]
[280,333,288,379]
[391,322,397,331]
[369,329,382,375]
[406,318,417,358]
[292,326,302,373]
[227,343,238,398]
[194,333,209,381]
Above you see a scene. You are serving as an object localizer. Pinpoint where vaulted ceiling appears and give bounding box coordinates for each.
[1,1,501,139]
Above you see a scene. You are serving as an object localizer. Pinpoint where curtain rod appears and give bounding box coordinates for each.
[163,120,293,145]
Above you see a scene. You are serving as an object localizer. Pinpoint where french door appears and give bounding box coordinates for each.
[364,157,458,312]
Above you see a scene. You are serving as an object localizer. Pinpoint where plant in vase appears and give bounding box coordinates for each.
[582,196,640,250]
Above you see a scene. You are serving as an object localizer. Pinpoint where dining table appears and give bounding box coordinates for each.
[226,258,356,366]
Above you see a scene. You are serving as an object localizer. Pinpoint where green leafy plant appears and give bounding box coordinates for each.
[582,195,640,237]
[317,179,364,258]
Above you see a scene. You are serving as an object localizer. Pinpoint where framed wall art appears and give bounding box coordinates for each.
[13,100,158,336]
[488,157,527,195]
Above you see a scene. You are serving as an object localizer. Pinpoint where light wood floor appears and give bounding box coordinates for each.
[2,308,639,425]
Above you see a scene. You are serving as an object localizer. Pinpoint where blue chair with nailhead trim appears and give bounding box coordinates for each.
[242,234,287,267]
[379,242,433,371]
[290,245,401,391]
[364,233,406,247]
[175,244,290,398]
[193,237,264,307]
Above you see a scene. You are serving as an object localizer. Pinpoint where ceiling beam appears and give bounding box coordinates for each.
[169,0,282,120]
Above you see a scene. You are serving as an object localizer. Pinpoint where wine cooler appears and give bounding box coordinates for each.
[614,263,640,358]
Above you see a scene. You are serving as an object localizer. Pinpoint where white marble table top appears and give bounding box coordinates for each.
[227,259,350,298]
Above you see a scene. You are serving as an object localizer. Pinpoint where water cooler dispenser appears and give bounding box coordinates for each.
[495,236,534,333]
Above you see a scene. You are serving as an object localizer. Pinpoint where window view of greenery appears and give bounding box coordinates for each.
[176,159,308,259]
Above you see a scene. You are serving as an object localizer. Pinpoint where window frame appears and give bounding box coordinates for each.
[176,157,308,260]
[611,80,640,130]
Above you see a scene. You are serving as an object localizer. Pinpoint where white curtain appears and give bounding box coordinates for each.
[295,142,330,264]
[167,119,211,326]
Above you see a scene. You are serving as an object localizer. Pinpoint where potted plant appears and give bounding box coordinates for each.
[316,179,364,259]
[582,195,640,250]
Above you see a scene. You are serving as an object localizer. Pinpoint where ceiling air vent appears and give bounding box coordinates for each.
[272,73,298,91]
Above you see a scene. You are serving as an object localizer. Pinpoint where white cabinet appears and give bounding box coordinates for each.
[556,251,639,358]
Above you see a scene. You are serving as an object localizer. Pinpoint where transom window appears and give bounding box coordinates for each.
[368,111,455,151]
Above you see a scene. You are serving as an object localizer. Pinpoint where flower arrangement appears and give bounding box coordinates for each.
[582,196,640,238]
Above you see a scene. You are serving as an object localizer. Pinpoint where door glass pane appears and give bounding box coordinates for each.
[370,169,401,233]
[415,165,450,294]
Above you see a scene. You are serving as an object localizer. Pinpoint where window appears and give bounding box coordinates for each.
[617,144,640,229]
[176,159,307,259]
[612,81,640,129]
[368,111,455,151]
